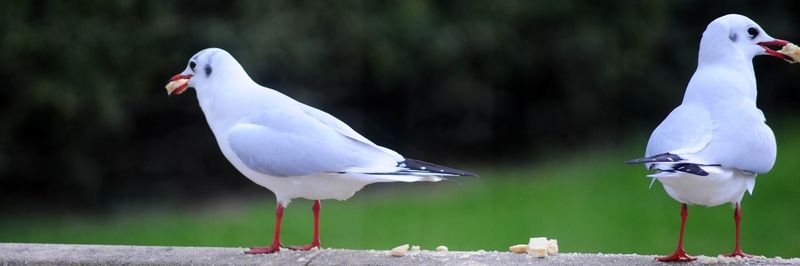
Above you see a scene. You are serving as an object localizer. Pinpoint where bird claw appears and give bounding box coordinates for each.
[288,242,321,251]
[245,243,283,254]
[656,249,695,262]
[722,249,752,258]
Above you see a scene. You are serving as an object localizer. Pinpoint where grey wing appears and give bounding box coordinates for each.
[227,110,400,177]
[299,103,403,160]
[693,105,776,173]
[644,103,776,174]
[645,104,714,159]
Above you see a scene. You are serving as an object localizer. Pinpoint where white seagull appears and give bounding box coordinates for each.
[626,14,792,262]
[165,48,475,254]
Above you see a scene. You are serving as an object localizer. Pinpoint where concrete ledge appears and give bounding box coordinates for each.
[1,243,798,265]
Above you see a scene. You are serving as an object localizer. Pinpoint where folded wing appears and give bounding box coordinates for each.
[625,104,716,176]
[645,103,714,160]
[227,109,400,177]
[227,107,475,179]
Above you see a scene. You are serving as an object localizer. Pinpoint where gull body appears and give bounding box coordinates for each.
[166,48,474,254]
[195,64,431,204]
[627,14,790,261]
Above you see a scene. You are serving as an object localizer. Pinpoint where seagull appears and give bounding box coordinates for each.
[165,48,475,254]
[626,14,792,262]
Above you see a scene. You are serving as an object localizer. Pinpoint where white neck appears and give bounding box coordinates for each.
[683,57,758,106]
[194,72,258,135]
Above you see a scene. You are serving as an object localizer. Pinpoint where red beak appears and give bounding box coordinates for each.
[757,39,792,61]
[165,74,193,95]
[168,74,193,82]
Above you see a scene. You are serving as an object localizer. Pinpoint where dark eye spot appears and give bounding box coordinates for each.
[204,64,212,77]
[729,32,738,42]
[747,27,759,39]
[189,61,197,71]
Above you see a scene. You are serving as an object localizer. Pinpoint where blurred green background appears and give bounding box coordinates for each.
[1,0,799,257]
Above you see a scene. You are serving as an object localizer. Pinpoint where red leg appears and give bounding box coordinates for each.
[245,203,284,254]
[657,203,696,262]
[723,203,752,258]
[289,200,322,250]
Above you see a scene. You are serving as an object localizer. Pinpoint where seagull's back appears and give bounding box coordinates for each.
[646,59,776,174]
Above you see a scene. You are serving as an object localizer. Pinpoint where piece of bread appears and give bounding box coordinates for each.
[778,43,800,63]
[527,237,549,257]
[165,78,189,94]
[509,237,559,257]
[390,244,409,257]
[509,244,528,254]
[528,246,548,257]
[546,239,559,255]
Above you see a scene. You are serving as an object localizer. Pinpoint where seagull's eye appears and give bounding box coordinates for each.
[747,27,759,39]
[189,61,197,71]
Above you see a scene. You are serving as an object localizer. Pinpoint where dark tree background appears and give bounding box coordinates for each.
[1,0,798,211]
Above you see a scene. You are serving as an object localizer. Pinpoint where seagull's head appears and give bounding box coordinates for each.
[165,48,247,95]
[699,14,792,64]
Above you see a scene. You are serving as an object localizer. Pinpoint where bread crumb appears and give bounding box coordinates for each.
[528,237,548,246]
[778,43,800,63]
[435,245,448,252]
[509,244,528,254]
[526,237,559,257]
[527,237,548,257]
[165,78,189,95]
[509,236,559,257]
[390,244,409,257]
[410,245,421,252]
[528,246,548,257]
[546,239,559,255]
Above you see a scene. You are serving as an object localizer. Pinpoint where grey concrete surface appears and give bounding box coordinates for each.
[0,243,798,265]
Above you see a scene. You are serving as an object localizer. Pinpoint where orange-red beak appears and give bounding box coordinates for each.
[757,39,792,62]
[165,74,193,95]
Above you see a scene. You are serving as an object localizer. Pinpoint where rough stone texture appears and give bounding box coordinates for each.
[1,243,798,265]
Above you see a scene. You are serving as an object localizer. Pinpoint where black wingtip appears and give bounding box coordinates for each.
[400,159,477,177]
[672,163,709,176]
[625,158,646,165]
[625,153,684,165]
